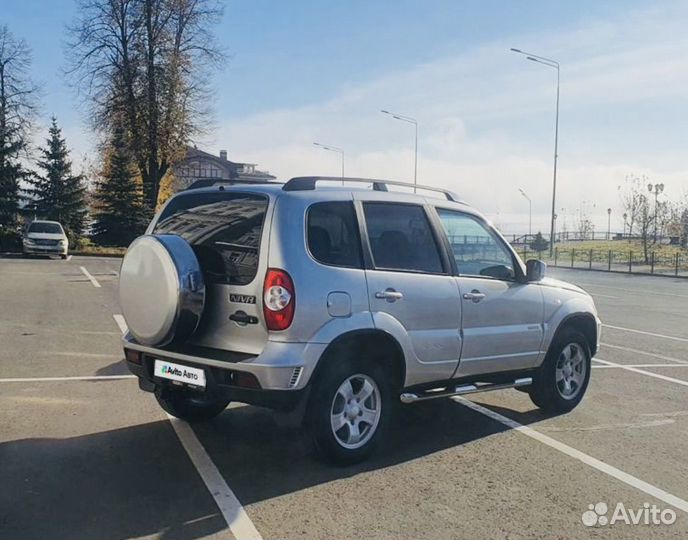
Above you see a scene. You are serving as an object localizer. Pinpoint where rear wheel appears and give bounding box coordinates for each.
[154,385,230,421]
[529,328,591,413]
[308,358,391,464]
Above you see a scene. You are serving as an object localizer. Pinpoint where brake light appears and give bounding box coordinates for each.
[263,268,295,331]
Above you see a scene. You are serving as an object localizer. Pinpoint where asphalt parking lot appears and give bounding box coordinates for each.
[1,256,687,540]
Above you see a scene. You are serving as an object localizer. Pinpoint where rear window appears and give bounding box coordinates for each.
[154,192,268,285]
[307,202,363,268]
[28,222,63,234]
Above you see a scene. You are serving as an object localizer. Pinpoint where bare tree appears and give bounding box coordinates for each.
[618,175,646,239]
[66,0,224,209]
[0,26,38,229]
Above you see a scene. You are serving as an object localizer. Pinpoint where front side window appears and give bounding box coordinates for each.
[154,192,268,285]
[307,202,363,268]
[436,208,516,280]
[363,203,443,273]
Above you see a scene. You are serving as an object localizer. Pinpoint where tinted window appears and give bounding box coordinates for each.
[28,222,63,234]
[307,202,363,268]
[437,209,516,280]
[154,192,268,285]
[363,203,443,273]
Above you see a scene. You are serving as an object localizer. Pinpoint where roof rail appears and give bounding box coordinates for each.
[185,179,279,190]
[282,176,464,203]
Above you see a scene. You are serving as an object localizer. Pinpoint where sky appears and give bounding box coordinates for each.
[4,0,688,234]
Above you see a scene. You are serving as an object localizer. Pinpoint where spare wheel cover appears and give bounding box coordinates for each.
[119,234,205,346]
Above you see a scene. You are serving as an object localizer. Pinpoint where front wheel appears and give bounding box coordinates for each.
[529,328,591,413]
[155,385,230,421]
[308,360,391,464]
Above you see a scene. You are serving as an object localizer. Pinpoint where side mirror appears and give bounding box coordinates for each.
[526,259,546,282]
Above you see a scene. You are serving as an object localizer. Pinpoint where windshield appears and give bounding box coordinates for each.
[28,222,63,234]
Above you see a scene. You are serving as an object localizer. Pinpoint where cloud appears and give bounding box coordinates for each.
[59,1,688,234]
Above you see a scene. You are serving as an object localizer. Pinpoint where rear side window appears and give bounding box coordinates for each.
[154,192,268,285]
[307,202,363,268]
[362,203,443,273]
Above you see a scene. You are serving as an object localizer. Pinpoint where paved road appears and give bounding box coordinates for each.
[1,257,687,539]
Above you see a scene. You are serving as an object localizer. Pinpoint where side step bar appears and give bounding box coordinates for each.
[400,377,533,404]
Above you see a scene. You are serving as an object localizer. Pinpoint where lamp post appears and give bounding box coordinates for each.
[518,188,532,238]
[381,110,418,192]
[313,142,344,184]
[511,48,560,257]
[607,208,612,240]
[647,183,664,243]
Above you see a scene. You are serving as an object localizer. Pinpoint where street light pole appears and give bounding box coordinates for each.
[313,142,345,184]
[518,188,532,238]
[607,208,612,240]
[511,48,560,257]
[647,183,664,243]
[381,110,418,192]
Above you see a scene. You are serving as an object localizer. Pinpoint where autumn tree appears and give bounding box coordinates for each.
[66,0,224,211]
[0,26,38,231]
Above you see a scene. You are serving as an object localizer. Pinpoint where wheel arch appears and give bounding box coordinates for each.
[551,312,598,356]
[310,329,406,392]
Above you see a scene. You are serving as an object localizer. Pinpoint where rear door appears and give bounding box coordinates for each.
[152,191,271,354]
[358,200,462,386]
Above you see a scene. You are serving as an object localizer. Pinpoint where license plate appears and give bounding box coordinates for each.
[154,359,206,388]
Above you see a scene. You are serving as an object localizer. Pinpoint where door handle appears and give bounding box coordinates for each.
[375,289,404,302]
[463,290,485,303]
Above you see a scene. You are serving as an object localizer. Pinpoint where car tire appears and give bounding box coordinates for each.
[308,358,392,465]
[529,327,591,413]
[60,254,68,260]
[154,385,230,422]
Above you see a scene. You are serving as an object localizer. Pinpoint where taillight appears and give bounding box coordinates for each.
[263,268,295,331]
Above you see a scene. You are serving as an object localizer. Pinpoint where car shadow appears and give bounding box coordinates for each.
[192,397,563,506]
[95,359,130,376]
[0,398,561,540]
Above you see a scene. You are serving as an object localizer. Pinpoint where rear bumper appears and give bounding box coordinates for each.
[122,334,327,391]
[125,354,309,411]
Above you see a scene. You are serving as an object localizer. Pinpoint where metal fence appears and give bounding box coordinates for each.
[515,246,688,278]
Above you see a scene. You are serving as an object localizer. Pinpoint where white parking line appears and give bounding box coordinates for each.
[167,415,263,540]
[0,375,136,382]
[455,397,688,514]
[593,363,688,369]
[600,342,688,364]
[595,358,688,387]
[576,282,688,299]
[80,266,101,288]
[113,314,128,334]
[603,324,688,343]
[112,315,261,540]
[66,255,73,261]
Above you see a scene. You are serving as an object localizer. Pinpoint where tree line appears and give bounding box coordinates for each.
[0,0,223,249]
[618,175,688,262]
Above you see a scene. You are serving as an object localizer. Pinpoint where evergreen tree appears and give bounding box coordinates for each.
[0,26,37,232]
[91,123,147,246]
[27,117,87,238]
[0,135,27,230]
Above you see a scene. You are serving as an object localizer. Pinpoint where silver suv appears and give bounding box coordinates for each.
[120,177,601,463]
